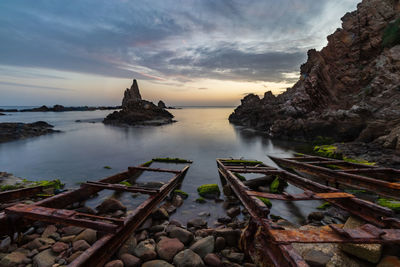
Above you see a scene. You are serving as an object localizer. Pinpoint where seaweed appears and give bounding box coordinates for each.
[142,160,153,166]
[0,184,22,191]
[377,198,400,212]
[103,166,112,169]
[152,157,192,163]
[257,197,272,208]
[173,189,189,199]
[313,145,342,159]
[119,181,132,186]
[317,202,331,210]
[35,179,64,190]
[195,197,206,203]
[197,184,220,198]
[342,157,375,166]
[234,172,246,182]
[224,159,262,165]
[269,177,287,194]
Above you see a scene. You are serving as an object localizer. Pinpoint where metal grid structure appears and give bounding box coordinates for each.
[216,158,400,267]
[269,154,400,200]
[1,161,190,267]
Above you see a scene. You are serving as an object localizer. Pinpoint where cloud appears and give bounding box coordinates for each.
[0,81,74,91]
[0,0,359,85]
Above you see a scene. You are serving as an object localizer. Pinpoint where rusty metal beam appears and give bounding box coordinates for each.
[70,165,189,267]
[246,191,355,201]
[269,155,400,200]
[0,186,44,203]
[128,166,181,174]
[82,181,158,194]
[5,204,123,233]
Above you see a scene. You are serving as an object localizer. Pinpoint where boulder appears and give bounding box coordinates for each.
[156,237,184,262]
[189,236,214,259]
[340,216,382,263]
[204,253,222,266]
[0,251,29,266]
[133,239,157,261]
[33,249,57,267]
[168,227,193,245]
[117,235,137,257]
[173,249,205,267]
[96,198,126,214]
[119,253,141,267]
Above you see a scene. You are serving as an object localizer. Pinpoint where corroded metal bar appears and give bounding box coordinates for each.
[269,155,400,200]
[128,166,181,174]
[0,186,44,203]
[70,165,190,267]
[246,191,355,201]
[5,204,123,233]
[82,181,158,194]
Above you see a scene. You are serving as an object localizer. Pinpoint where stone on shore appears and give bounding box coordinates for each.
[173,249,205,267]
[120,253,141,267]
[96,198,126,214]
[204,253,222,266]
[117,235,137,257]
[156,237,184,262]
[33,248,57,267]
[187,218,207,229]
[189,236,214,259]
[0,251,30,266]
[134,239,157,261]
[168,227,193,245]
[105,259,124,267]
[73,228,97,245]
[143,259,174,267]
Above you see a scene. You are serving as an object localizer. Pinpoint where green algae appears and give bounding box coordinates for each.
[377,198,400,212]
[234,172,246,182]
[119,181,132,186]
[173,189,189,199]
[103,166,112,169]
[224,159,262,165]
[317,202,331,210]
[195,197,206,203]
[197,184,220,198]
[257,197,272,208]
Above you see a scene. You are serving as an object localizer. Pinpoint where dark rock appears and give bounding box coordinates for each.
[156,237,184,262]
[168,227,193,245]
[0,121,59,143]
[152,207,169,220]
[303,249,332,267]
[173,249,205,267]
[158,101,167,109]
[214,236,226,251]
[187,218,207,229]
[221,249,244,263]
[142,259,174,267]
[307,212,324,221]
[105,259,124,267]
[189,236,214,259]
[204,253,222,266]
[226,206,241,218]
[120,253,141,267]
[133,239,157,261]
[96,198,126,214]
[217,216,232,224]
[104,79,174,126]
[214,228,241,247]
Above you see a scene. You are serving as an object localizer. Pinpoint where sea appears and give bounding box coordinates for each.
[0,106,321,225]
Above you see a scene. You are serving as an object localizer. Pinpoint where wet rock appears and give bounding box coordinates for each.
[226,206,241,218]
[169,219,182,227]
[61,226,84,236]
[221,249,244,263]
[156,237,184,262]
[173,249,205,267]
[33,248,57,267]
[0,121,58,143]
[24,237,55,250]
[119,253,141,267]
[152,207,169,220]
[172,195,184,207]
[96,198,126,214]
[189,236,214,259]
[136,230,148,242]
[0,251,30,266]
[72,240,90,251]
[217,216,232,224]
[133,239,157,261]
[41,225,57,238]
[161,202,177,214]
[341,216,382,263]
[303,249,332,267]
[59,235,75,243]
[51,242,68,253]
[214,228,241,246]
[0,237,11,252]
[307,212,324,222]
[168,227,193,245]
[377,256,400,267]
[143,259,174,267]
[204,253,222,266]
[198,211,210,217]
[215,236,226,251]
[73,228,97,245]
[117,235,137,257]
[104,259,124,267]
[75,206,96,214]
[187,218,207,229]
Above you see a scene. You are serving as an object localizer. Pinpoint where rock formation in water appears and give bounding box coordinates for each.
[103,79,174,126]
[229,0,400,165]
[0,121,59,143]
[158,100,167,109]
[19,105,120,112]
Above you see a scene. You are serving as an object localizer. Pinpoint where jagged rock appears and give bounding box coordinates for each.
[156,237,184,262]
[158,101,167,109]
[229,0,400,167]
[0,121,59,143]
[173,249,205,267]
[104,79,174,126]
[189,236,214,259]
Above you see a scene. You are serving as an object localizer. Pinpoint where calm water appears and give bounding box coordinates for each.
[0,107,322,225]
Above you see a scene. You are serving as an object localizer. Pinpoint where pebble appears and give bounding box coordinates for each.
[189,236,214,259]
[187,218,207,229]
[156,237,184,262]
[204,253,222,266]
[173,249,205,267]
[120,253,141,267]
[104,259,124,267]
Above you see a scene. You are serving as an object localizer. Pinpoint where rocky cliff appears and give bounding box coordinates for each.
[104,79,174,126]
[230,0,400,164]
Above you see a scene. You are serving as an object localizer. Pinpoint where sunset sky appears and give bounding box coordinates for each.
[0,0,359,106]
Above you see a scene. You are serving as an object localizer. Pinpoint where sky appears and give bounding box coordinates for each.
[0,0,359,106]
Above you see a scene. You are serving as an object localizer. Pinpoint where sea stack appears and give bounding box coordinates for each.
[103,79,174,126]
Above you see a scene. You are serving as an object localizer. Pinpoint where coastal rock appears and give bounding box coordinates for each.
[168,227,193,245]
[96,198,126,214]
[156,237,184,262]
[142,259,174,267]
[73,229,97,245]
[229,0,400,166]
[189,236,214,259]
[104,79,174,126]
[158,101,167,109]
[119,253,141,267]
[104,260,124,267]
[0,121,58,143]
[133,239,157,261]
[173,249,205,267]
[33,248,57,267]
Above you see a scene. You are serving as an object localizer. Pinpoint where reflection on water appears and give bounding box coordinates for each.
[0,107,321,225]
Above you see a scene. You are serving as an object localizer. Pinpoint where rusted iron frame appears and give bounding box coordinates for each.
[246,191,355,201]
[82,181,158,194]
[270,156,400,200]
[0,186,44,203]
[128,166,181,174]
[217,159,400,266]
[5,204,124,233]
[217,160,307,267]
[70,165,189,267]
[289,155,379,169]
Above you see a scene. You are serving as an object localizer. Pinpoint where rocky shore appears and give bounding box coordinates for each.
[229,0,400,167]
[104,80,174,126]
[0,121,59,143]
[0,105,120,113]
